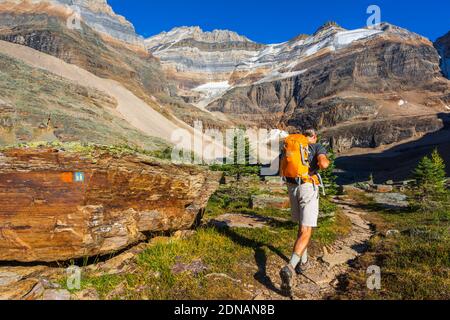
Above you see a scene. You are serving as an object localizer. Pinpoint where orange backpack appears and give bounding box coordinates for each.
[280,134,313,183]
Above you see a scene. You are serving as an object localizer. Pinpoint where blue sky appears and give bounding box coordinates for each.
[108,0,449,43]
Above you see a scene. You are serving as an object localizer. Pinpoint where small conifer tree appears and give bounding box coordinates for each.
[321,149,338,195]
[412,149,448,213]
[414,149,446,195]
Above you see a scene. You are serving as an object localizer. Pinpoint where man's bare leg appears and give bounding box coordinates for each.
[293,226,313,258]
[280,226,313,296]
[287,226,312,272]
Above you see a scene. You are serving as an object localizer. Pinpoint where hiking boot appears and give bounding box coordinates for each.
[295,261,312,275]
[280,265,295,297]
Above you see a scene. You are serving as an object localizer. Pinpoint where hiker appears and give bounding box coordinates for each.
[279,128,330,296]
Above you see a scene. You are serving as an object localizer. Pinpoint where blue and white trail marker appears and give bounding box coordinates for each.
[74,172,85,183]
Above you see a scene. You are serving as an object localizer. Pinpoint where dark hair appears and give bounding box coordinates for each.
[287,126,302,134]
[303,128,317,138]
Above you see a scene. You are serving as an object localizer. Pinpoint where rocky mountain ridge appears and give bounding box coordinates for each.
[146,22,450,152]
[145,26,255,49]
[0,1,448,154]
[0,0,144,47]
[0,1,229,148]
[145,26,264,92]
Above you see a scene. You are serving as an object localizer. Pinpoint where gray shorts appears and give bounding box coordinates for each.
[288,183,320,227]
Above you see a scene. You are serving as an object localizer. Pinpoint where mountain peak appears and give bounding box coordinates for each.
[146,26,255,46]
[288,33,310,43]
[315,21,344,34]
[0,0,144,46]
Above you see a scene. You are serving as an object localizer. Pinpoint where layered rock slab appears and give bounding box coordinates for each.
[0,148,221,262]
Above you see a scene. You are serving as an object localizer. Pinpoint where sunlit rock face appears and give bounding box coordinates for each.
[0,148,222,262]
[435,31,450,79]
[145,26,265,89]
[0,0,144,46]
[147,22,450,152]
[0,0,171,103]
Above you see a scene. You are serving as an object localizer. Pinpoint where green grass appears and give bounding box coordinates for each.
[336,192,450,300]
[210,163,261,177]
[314,210,351,245]
[69,228,254,300]
[0,141,172,160]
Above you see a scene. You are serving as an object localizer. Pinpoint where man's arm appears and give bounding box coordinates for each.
[317,154,330,170]
[311,144,331,171]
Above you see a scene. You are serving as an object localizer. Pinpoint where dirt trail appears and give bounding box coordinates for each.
[250,195,373,300]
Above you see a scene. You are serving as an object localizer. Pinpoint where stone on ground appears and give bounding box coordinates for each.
[301,266,336,286]
[86,243,148,277]
[372,193,409,209]
[0,278,44,300]
[340,185,364,194]
[171,259,208,276]
[211,214,273,229]
[374,185,394,193]
[72,288,100,300]
[252,194,290,209]
[173,230,196,240]
[321,248,359,268]
[42,289,71,301]
[0,271,23,287]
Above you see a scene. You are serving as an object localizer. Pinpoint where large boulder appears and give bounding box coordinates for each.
[372,193,409,210]
[0,147,221,262]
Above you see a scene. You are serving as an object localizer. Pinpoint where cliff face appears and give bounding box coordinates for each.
[145,26,265,90]
[201,23,450,151]
[0,2,169,99]
[0,148,221,262]
[146,23,450,152]
[0,0,144,46]
[435,31,450,79]
[0,1,228,132]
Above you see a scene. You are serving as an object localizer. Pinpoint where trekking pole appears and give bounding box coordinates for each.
[318,173,326,196]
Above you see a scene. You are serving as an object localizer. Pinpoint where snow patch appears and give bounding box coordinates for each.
[334,29,383,48]
[193,81,231,92]
[302,28,382,58]
[255,69,307,84]
[192,81,231,108]
[304,41,334,57]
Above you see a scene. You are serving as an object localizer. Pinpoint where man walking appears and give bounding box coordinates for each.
[279,128,330,297]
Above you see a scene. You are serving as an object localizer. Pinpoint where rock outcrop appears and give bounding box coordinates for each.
[323,115,446,152]
[0,147,221,262]
[0,0,144,47]
[435,31,450,79]
[0,3,169,97]
[145,26,264,93]
[0,2,226,133]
